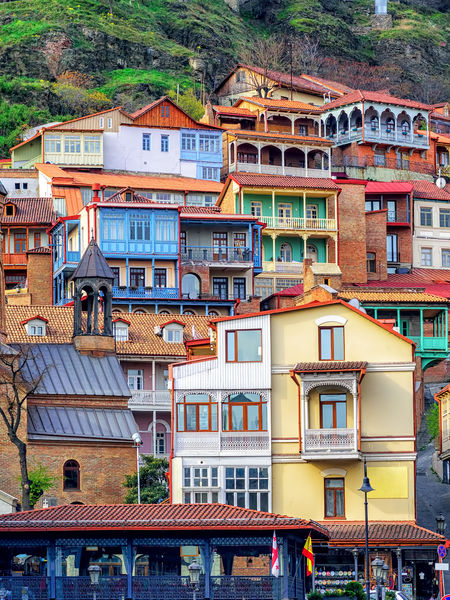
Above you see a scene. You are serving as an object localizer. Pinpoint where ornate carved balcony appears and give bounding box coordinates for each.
[302,428,359,460]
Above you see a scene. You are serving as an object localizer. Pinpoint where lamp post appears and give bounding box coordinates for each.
[359,459,374,600]
[88,564,101,600]
[436,514,446,536]
[371,556,384,600]
[188,559,202,600]
[132,432,143,504]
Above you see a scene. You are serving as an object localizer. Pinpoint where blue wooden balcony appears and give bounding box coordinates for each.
[67,250,80,262]
[113,286,179,299]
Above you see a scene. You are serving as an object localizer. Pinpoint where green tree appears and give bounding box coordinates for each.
[427,402,440,441]
[124,455,169,504]
[22,463,57,508]
[168,89,204,121]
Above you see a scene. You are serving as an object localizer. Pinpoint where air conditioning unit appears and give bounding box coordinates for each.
[154,325,162,336]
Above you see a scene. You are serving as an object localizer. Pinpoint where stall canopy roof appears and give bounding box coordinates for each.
[322,521,445,547]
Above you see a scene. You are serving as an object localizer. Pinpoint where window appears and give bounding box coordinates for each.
[64,135,81,153]
[14,183,20,190]
[177,394,218,432]
[319,326,344,360]
[236,70,246,83]
[63,460,80,490]
[181,133,196,151]
[130,268,145,288]
[14,233,26,253]
[114,323,129,341]
[161,104,170,118]
[180,231,187,253]
[183,466,218,504]
[251,201,262,218]
[421,247,432,267]
[365,200,381,212]
[33,233,41,248]
[128,369,143,390]
[84,135,100,153]
[110,267,120,287]
[386,200,397,222]
[156,193,171,202]
[201,167,219,180]
[44,134,61,153]
[154,268,167,288]
[320,393,346,428]
[4,204,14,216]
[107,118,112,129]
[306,204,318,219]
[233,277,246,300]
[275,278,301,292]
[420,207,432,227]
[99,117,104,128]
[386,234,398,262]
[129,214,151,241]
[226,329,262,363]
[298,124,307,136]
[213,277,228,299]
[29,325,43,336]
[225,467,268,512]
[181,273,200,299]
[222,393,267,431]
[154,215,177,241]
[255,278,274,299]
[23,183,28,190]
[53,197,67,217]
[324,478,344,517]
[374,151,386,166]
[161,135,169,152]
[156,432,165,455]
[103,215,125,241]
[440,209,450,228]
[280,242,292,262]
[142,133,151,151]
[166,327,182,342]
[278,203,292,220]
[367,252,376,273]
[443,249,450,268]
[199,134,219,153]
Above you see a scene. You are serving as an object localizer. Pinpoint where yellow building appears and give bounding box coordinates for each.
[435,385,450,483]
[171,298,443,598]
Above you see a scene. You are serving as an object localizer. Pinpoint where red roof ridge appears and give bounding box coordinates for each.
[20,315,49,325]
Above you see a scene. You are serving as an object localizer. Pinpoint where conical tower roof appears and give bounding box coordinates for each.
[71,238,115,280]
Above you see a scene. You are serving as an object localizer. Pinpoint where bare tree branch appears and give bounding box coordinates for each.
[238,37,287,98]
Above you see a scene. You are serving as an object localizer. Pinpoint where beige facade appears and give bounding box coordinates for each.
[413,198,450,268]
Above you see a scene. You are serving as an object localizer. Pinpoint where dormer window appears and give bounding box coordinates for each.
[22,316,48,337]
[113,318,130,341]
[161,320,185,343]
[4,203,15,217]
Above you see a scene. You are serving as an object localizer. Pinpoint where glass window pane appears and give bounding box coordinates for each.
[321,404,334,428]
[325,478,344,488]
[226,492,234,505]
[336,489,344,516]
[247,404,260,430]
[260,493,269,512]
[261,404,267,431]
[325,490,335,517]
[336,402,347,428]
[236,330,262,361]
[186,405,197,431]
[249,492,258,510]
[177,404,185,431]
[198,405,209,430]
[185,394,210,403]
[231,405,244,430]
[333,327,344,360]
[226,331,235,361]
[320,329,332,359]
[222,404,229,431]
[211,404,217,431]
[236,492,246,507]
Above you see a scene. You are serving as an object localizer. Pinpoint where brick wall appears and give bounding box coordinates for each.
[180,265,210,295]
[27,252,52,305]
[365,210,388,281]
[425,358,450,384]
[337,183,367,284]
[235,296,261,314]
[394,225,413,266]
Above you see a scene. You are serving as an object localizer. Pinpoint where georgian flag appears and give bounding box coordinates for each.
[271,530,280,577]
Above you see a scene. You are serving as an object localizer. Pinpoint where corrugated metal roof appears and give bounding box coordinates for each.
[27,405,136,441]
[11,343,130,397]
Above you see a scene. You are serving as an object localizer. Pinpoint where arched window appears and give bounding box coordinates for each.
[133,309,146,314]
[63,460,80,490]
[401,120,410,133]
[208,310,219,317]
[306,245,318,262]
[183,310,196,315]
[386,118,395,133]
[370,116,379,130]
[158,310,171,315]
[181,273,200,299]
[222,393,267,432]
[280,242,292,262]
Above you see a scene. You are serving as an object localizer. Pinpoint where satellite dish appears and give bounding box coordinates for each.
[436,177,446,189]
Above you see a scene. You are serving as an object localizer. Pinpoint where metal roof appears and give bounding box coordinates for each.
[27,405,136,441]
[11,343,130,397]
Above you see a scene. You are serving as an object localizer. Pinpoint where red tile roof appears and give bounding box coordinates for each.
[410,179,450,201]
[0,503,329,535]
[338,288,448,304]
[322,90,431,112]
[294,361,367,372]
[229,173,340,190]
[365,182,413,194]
[212,105,256,118]
[237,96,322,113]
[26,247,51,254]
[323,521,445,546]
[0,198,56,225]
[301,74,354,95]
[179,206,221,214]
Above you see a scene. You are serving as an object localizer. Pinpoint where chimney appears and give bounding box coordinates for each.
[92,183,101,202]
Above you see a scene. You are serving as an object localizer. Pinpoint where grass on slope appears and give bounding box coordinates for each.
[95,68,193,98]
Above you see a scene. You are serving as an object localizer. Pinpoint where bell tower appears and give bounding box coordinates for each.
[71,238,115,354]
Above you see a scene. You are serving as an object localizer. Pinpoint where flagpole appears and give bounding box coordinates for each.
[312,556,316,591]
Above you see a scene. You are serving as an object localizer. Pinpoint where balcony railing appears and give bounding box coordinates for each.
[3,253,27,265]
[128,389,171,409]
[176,431,270,454]
[386,210,410,224]
[409,336,449,353]
[263,216,337,231]
[303,428,357,454]
[220,431,270,452]
[67,250,80,262]
[112,286,179,299]
[328,126,429,149]
[333,154,434,175]
[181,246,252,262]
[262,260,303,273]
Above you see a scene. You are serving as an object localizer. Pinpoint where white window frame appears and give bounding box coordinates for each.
[181,133,196,151]
[44,134,61,154]
[64,135,81,154]
[128,368,143,390]
[421,247,432,267]
[25,319,47,336]
[225,466,270,511]
[114,323,129,341]
[182,466,219,504]
[163,324,183,343]
[442,249,450,268]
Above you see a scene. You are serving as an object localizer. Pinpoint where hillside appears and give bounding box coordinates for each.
[0,0,449,157]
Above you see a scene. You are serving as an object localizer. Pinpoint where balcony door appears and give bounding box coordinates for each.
[213,232,227,261]
[387,234,398,262]
[277,203,292,227]
[320,393,347,429]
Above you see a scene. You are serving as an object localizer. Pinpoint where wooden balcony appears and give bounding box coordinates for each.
[3,253,27,266]
[302,428,359,459]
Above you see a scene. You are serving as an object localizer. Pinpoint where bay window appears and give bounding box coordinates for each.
[226,329,262,362]
[222,393,267,431]
[177,394,218,432]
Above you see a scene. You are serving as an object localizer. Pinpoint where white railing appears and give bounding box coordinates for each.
[128,390,171,409]
[262,261,303,273]
[303,428,356,452]
[263,216,337,231]
[176,433,220,453]
[232,162,329,178]
[220,431,270,452]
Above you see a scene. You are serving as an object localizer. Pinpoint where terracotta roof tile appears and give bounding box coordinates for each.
[229,129,332,145]
[322,521,445,546]
[301,74,354,95]
[0,503,329,535]
[179,205,221,213]
[6,306,210,357]
[26,246,51,254]
[294,361,367,372]
[359,271,450,300]
[0,198,56,225]
[237,96,322,113]
[322,90,431,112]
[229,173,340,190]
[338,289,448,303]
[212,105,256,117]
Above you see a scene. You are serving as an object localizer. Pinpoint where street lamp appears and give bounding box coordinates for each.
[88,564,101,600]
[381,563,389,586]
[188,559,202,600]
[359,460,374,600]
[372,556,384,600]
[132,432,143,504]
[436,513,446,535]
